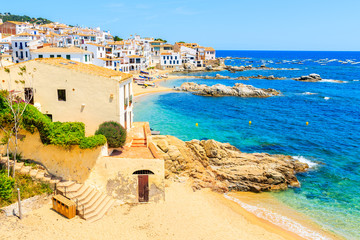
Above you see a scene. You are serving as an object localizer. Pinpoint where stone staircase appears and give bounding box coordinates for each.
[0,157,62,186]
[131,138,147,147]
[0,156,115,222]
[56,181,115,222]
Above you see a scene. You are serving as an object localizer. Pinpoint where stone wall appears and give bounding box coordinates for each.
[86,157,165,203]
[0,130,107,183]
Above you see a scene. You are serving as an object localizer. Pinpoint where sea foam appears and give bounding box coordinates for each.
[293,156,318,168]
[224,195,330,240]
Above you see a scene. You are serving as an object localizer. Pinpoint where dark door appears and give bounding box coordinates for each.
[138,175,149,202]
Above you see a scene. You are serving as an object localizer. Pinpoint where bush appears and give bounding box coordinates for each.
[95,121,126,148]
[0,95,106,149]
[0,170,15,200]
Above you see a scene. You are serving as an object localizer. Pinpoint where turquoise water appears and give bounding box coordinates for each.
[134,51,360,239]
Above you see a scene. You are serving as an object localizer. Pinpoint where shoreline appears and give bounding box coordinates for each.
[133,89,344,240]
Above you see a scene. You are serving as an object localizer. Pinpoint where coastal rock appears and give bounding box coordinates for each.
[225,65,296,72]
[151,136,309,193]
[293,73,322,82]
[175,82,281,97]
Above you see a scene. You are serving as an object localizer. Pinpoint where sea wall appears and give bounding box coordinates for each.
[0,130,107,183]
[86,156,165,203]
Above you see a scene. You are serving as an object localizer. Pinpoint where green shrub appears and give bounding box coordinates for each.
[95,121,126,148]
[0,170,14,200]
[0,95,106,149]
[80,135,107,149]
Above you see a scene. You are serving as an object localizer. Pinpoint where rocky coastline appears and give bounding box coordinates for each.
[225,65,298,72]
[175,82,281,97]
[293,73,322,82]
[152,136,309,193]
[199,74,286,80]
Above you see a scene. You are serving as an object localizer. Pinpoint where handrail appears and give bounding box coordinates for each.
[62,186,86,217]
[143,124,149,148]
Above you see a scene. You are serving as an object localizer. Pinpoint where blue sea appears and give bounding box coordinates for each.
[134,51,360,239]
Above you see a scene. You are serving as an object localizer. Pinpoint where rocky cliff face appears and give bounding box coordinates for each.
[152,135,309,193]
[175,82,281,97]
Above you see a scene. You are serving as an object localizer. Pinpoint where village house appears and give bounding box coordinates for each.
[0,58,134,133]
[159,52,182,69]
[0,21,31,35]
[31,46,93,64]
[11,35,33,63]
[205,47,216,60]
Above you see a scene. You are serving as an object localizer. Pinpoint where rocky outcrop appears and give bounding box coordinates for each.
[200,74,286,81]
[175,82,281,97]
[225,65,297,72]
[152,136,309,193]
[293,74,322,82]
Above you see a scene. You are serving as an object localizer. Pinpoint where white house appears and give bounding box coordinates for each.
[128,55,146,72]
[11,35,32,63]
[160,52,182,69]
[31,46,93,64]
[81,43,107,66]
[205,47,216,60]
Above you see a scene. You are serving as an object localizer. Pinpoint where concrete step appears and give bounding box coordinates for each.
[20,166,32,174]
[76,187,96,203]
[83,196,112,221]
[87,199,115,223]
[29,169,38,177]
[81,194,107,217]
[81,191,103,212]
[71,185,92,200]
[57,182,81,195]
[35,171,45,180]
[14,162,24,171]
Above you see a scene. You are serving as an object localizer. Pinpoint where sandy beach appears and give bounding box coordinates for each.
[0,182,306,240]
[133,69,194,97]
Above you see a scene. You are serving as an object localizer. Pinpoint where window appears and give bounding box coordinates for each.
[66,55,71,60]
[57,55,61,58]
[38,54,43,58]
[16,51,18,57]
[19,42,23,49]
[57,89,66,101]
[85,55,88,62]
[26,51,28,58]
[50,55,54,58]
[25,42,28,47]
[15,42,17,48]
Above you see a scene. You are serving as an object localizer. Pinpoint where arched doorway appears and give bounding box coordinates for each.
[133,170,154,202]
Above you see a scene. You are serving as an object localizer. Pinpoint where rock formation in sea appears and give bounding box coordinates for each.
[200,74,286,80]
[225,65,296,72]
[152,136,309,193]
[293,73,322,82]
[175,82,281,97]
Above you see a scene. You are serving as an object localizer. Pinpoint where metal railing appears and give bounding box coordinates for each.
[56,185,86,217]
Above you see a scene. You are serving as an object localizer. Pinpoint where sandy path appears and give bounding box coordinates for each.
[0,182,295,240]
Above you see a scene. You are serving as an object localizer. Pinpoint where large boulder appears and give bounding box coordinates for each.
[151,136,309,193]
[293,73,322,82]
[176,82,281,97]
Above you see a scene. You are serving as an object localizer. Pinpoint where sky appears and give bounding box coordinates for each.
[2,0,360,51]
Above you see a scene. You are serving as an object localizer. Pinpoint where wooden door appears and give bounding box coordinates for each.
[138,175,149,202]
